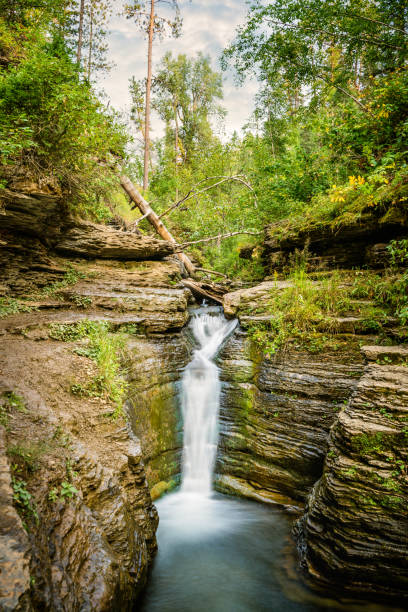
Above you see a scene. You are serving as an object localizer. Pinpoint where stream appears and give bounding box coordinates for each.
[139,308,401,612]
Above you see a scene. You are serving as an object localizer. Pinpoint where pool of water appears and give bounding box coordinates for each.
[138,491,403,612]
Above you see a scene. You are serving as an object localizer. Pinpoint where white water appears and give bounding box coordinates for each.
[181,308,237,495]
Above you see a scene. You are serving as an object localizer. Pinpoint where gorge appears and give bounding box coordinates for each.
[1,189,407,611]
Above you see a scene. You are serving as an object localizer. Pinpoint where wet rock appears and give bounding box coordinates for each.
[126,334,191,491]
[215,329,364,506]
[297,354,408,602]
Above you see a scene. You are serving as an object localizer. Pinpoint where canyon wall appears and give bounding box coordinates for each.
[215,329,364,507]
[0,189,193,610]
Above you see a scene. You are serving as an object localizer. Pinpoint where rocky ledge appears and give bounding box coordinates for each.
[262,211,408,273]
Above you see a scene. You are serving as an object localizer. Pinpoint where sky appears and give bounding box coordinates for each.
[96,0,258,140]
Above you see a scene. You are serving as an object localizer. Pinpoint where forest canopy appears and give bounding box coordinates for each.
[0,0,407,277]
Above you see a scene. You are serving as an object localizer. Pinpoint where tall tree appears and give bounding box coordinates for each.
[125,0,182,191]
[76,0,85,64]
[85,0,112,80]
[152,52,224,164]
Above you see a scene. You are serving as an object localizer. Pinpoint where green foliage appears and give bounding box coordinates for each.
[0,391,27,429]
[0,297,34,318]
[247,267,352,355]
[8,441,48,472]
[353,432,385,455]
[11,477,38,522]
[41,264,86,298]
[0,17,128,219]
[48,487,59,502]
[60,480,78,500]
[4,391,27,413]
[55,320,128,418]
[49,319,104,341]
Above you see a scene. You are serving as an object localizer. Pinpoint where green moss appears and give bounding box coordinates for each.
[353,432,385,456]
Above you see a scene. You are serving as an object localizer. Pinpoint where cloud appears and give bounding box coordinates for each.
[96,0,256,138]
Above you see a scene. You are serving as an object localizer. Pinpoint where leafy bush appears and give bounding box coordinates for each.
[0,20,128,220]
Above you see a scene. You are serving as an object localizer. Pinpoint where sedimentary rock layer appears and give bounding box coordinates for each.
[126,333,191,498]
[55,221,174,260]
[215,329,364,506]
[297,354,408,602]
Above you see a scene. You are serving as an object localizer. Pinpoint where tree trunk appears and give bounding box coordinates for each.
[87,2,93,80]
[174,99,179,200]
[76,0,85,65]
[120,175,195,276]
[143,0,155,191]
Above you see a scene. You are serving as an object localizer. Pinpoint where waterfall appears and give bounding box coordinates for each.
[181,307,237,495]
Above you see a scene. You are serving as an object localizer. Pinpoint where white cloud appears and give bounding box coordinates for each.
[96,0,256,138]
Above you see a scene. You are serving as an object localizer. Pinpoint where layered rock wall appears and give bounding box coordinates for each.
[0,189,193,610]
[297,347,408,603]
[126,334,191,499]
[215,329,364,507]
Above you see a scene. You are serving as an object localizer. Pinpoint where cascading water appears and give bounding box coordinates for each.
[140,307,384,612]
[181,309,237,495]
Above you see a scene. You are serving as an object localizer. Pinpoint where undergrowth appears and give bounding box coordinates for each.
[247,241,408,356]
[50,320,128,419]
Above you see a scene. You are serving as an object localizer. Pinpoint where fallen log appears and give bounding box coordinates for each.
[120,175,196,277]
[196,267,228,279]
[182,279,228,305]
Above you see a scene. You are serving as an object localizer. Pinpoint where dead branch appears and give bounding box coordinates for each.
[120,175,195,276]
[158,174,257,221]
[196,267,228,278]
[179,230,261,247]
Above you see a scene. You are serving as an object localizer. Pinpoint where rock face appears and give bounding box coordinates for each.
[223,281,293,318]
[126,334,191,498]
[296,349,408,603]
[55,221,174,260]
[262,215,407,274]
[0,188,194,610]
[215,329,364,506]
[0,427,31,612]
[0,332,159,611]
[0,190,177,296]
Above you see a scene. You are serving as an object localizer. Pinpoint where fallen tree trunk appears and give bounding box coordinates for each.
[120,175,195,276]
[182,279,227,305]
[196,267,228,279]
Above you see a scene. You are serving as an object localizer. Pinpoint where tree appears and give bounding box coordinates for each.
[125,0,182,191]
[85,0,112,80]
[76,0,85,64]
[223,0,408,111]
[152,52,224,165]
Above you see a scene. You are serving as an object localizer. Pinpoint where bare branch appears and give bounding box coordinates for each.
[179,230,261,247]
[196,268,228,278]
[159,174,257,220]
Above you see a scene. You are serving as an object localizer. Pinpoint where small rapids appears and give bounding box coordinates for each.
[139,307,399,612]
